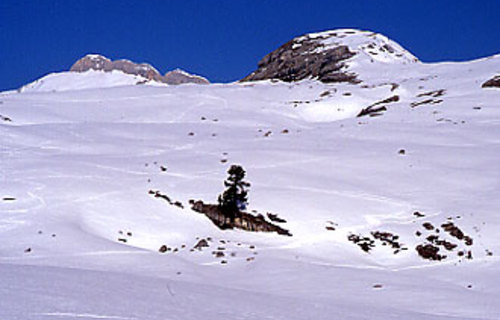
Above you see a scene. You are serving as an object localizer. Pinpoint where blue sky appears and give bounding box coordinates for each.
[0,0,499,90]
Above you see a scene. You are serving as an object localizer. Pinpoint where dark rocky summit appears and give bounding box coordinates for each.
[70,54,209,85]
[241,29,419,84]
[482,75,500,88]
[241,35,359,84]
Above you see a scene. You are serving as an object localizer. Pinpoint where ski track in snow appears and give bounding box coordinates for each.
[35,312,137,320]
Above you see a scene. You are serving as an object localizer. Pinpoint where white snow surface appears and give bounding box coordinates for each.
[19,70,166,93]
[1,30,500,319]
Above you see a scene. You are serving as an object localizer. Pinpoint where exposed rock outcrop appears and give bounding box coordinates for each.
[164,69,210,85]
[241,38,358,84]
[190,200,292,236]
[70,54,209,85]
[482,75,500,88]
[241,29,419,84]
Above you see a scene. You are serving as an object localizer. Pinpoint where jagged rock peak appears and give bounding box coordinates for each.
[70,54,209,85]
[242,28,419,84]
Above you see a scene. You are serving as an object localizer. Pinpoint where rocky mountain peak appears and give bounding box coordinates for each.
[70,54,208,85]
[164,68,210,85]
[242,28,419,84]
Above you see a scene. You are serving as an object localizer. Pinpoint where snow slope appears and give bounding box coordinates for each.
[1,30,500,319]
[19,69,166,93]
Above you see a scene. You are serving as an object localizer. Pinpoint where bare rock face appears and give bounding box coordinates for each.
[482,75,500,88]
[242,37,358,84]
[70,54,209,85]
[241,29,419,84]
[190,200,292,236]
[164,69,209,85]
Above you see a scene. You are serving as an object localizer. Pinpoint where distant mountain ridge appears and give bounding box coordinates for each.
[70,54,209,85]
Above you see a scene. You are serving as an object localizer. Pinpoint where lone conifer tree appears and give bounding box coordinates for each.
[218,165,250,221]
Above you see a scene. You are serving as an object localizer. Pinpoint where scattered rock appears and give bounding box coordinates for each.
[410,99,443,108]
[149,190,184,209]
[357,95,399,117]
[267,212,287,223]
[0,115,12,122]
[416,244,446,261]
[214,251,225,258]
[413,211,425,218]
[118,238,127,243]
[398,149,406,155]
[159,245,168,253]
[422,222,435,230]
[24,248,32,253]
[417,89,446,97]
[348,234,375,252]
[371,231,406,253]
[194,239,209,250]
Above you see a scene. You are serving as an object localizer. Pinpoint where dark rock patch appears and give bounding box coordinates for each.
[371,231,406,254]
[1,114,12,122]
[267,212,287,223]
[417,89,446,98]
[441,222,473,245]
[194,239,209,250]
[348,234,375,252]
[413,211,425,218]
[213,251,225,258]
[425,235,457,251]
[416,244,446,261]
[357,95,399,117]
[241,34,359,84]
[357,106,386,117]
[482,75,500,88]
[422,222,435,231]
[149,190,184,209]
[410,99,443,108]
[190,200,292,236]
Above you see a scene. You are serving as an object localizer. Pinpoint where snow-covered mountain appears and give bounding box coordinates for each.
[1,29,499,320]
[19,54,209,93]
